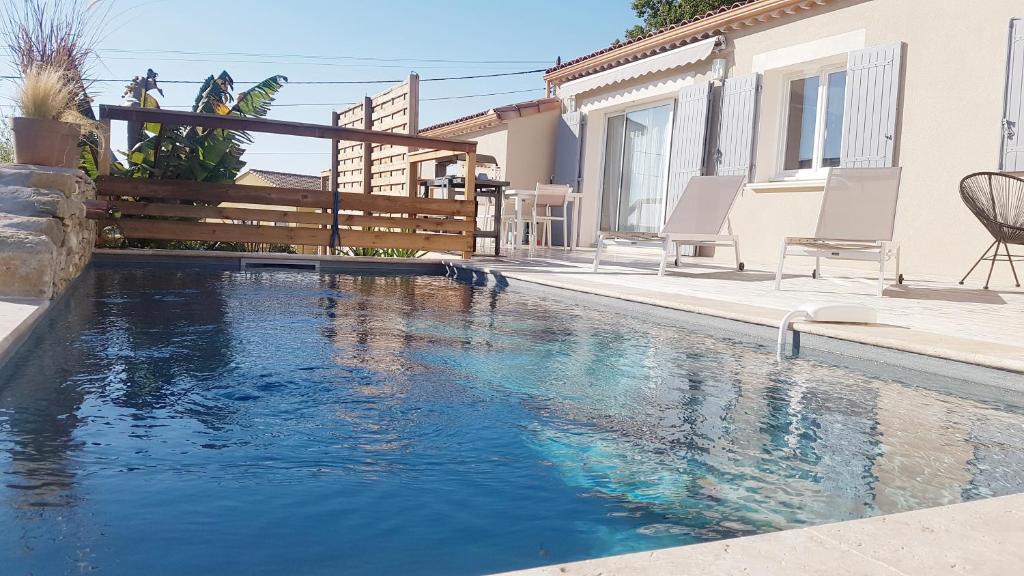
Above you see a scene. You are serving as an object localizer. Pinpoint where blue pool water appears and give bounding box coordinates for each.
[2,265,1024,575]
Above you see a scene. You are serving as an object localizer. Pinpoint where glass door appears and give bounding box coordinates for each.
[600,103,674,233]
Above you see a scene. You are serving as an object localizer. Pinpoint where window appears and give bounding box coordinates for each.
[781,69,846,175]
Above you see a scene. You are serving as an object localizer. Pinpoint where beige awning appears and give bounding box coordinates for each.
[558,36,722,98]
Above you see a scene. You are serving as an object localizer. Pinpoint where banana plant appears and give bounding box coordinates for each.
[119,70,287,183]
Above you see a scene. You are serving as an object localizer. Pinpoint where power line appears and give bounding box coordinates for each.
[99,55,533,70]
[98,47,552,65]
[422,88,543,101]
[0,68,546,85]
[153,88,544,109]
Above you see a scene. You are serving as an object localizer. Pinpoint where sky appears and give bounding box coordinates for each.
[1,0,639,176]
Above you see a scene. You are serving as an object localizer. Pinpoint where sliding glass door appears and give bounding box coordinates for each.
[600,103,674,233]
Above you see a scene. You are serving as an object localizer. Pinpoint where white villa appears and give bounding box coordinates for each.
[422,0,1024,281]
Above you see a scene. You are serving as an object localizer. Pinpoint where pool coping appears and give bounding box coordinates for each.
[441,259,1024,375]
[490,492,1024,576]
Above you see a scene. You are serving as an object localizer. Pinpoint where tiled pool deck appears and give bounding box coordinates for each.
[448,246,1024,374]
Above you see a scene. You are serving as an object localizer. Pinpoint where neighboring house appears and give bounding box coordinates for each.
[229,169,324,255]
[419,98,561,189]
[450,0,1019,278]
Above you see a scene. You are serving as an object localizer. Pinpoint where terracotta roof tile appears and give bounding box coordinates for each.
[244,169,322,190]
[546,0,758,74]
[420,97,559,134]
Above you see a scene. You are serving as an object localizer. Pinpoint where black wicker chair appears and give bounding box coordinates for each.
[958,172,1024,289]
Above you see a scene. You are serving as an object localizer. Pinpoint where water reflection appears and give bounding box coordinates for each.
[0,266,1023,575]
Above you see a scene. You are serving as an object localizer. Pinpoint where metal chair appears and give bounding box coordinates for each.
[958,172,1024,289]
[529,184,572,255]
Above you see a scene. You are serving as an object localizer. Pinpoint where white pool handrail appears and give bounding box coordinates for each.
[776,303,878,361]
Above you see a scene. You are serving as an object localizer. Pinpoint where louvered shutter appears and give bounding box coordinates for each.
[840,43,903,168]
[553,111,583,187]
[1002,18,1024,171]
[666,82,712,210]
[551,111,584,246]
[715,73,760,178]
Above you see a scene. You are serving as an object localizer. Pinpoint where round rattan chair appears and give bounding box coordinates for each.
[958,172,1024,289]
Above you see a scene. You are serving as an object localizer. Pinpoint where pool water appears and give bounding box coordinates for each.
[2,265,1024,575]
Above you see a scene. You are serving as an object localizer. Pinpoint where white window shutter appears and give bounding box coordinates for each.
[1001,18,1024,171]
[666,82,712,210]
[840,43,903,168]
[553,111,584,188]
[715,73,760,178]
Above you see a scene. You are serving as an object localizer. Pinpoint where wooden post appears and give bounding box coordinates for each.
[98,119,112,177]
[462,150,476,260]
[329,111,340,253]
[361,96,373,195]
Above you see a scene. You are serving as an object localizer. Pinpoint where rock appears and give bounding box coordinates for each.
[0,229,57,299]
[0,214,66,246]
[0,165,94,299]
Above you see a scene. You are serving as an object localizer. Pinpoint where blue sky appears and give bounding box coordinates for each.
[2,0,638,175]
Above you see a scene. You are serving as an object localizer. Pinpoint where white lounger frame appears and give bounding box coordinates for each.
[773,238,901,296]
[773,167,903,297]
[593,176,746,276]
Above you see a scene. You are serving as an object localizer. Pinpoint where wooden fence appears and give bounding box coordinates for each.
[332,74,419,196]
[92,105,478,258]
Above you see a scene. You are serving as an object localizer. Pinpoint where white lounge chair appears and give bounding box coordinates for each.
[774,167,903,296]
[593,175,746,276]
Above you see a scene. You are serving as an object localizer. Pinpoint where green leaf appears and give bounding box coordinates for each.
[232,75,288,117]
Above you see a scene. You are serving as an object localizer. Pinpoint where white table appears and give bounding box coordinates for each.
[504,189,584,251]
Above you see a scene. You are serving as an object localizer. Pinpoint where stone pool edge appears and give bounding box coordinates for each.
[489,492,1024,576]
[442,260,1024,375]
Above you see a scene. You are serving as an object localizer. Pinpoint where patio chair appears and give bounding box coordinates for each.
[773,167,903,297]
[958,172,1024,289]
[528,184,572,255]
[593,175,746,275]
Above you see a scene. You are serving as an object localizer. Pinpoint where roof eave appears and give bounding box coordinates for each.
[421,98,561,138]
[544,0,830,86]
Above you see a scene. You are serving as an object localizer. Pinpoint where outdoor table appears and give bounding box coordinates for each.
[418,176,509,256]
[504,188,585,251]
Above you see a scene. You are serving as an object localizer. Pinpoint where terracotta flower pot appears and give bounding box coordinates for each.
[8,116,81,169]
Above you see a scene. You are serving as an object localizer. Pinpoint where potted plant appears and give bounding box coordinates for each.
[8,64,84,168]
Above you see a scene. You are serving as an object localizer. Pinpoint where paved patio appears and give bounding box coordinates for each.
[450,245,1024,374]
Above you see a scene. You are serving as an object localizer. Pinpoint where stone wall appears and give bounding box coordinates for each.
[0,165,95,299]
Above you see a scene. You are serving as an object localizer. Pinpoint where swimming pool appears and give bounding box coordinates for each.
[2,262,1024,575]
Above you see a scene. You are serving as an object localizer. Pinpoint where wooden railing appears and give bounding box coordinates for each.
[92,105,478,258]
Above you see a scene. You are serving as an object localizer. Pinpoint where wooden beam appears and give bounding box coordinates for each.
[104,200,334,225]
[329,110,339,195]
[98,105,477,153]
[113,219,471,252]
[114,219,331,245]
[462,151,476,260]
[95,177,476,216]
[342,191,474,217]
[97,119,111,177]
[407,149,468,163]
[98,200,473,233]
[97,176,336,209]
[361,96,373,195]
[339,229,472,252]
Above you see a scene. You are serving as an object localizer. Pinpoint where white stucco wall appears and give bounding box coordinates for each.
[569,0,1022,282]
